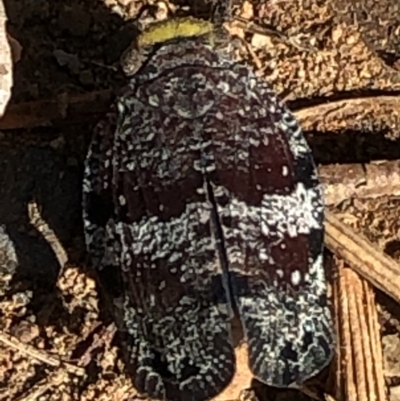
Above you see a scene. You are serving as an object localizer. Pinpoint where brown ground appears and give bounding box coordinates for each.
[1,0,400,400]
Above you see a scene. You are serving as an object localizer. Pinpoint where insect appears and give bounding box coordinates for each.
[82,5,334,401]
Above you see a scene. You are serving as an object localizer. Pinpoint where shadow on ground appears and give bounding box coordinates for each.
[0,0,134,325]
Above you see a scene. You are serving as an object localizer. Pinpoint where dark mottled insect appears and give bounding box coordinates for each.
[82,13,334,401]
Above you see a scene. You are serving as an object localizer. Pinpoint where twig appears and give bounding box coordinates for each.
[13,369,65,401]
[331,257,343,401]
[0,331,85,376]
[347,269,368,401]
[4,323,118,401]
[335,258,357,401]
[229,16,312,51]
[331,256,386,401]
[0,90,112,130]
[28,200,68,269]
[364,280,387,401]
[295,95,400,135]
[319,160,400,206]
[325,210,400,304]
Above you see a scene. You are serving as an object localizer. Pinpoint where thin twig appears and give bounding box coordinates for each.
[325,210,400,304]
[0,331,85,376]
[4,323,118,401]
[346,269,368,401]
[13,369,65,401]
[331,257,344,401]
[295,95,400,133]
[28,200,68,268]
[230,16,312,51]
[332,256,386,401]
[364,280,387,401]
[337,260,357,401]
[319,161,400,206]
[0,90,112,130]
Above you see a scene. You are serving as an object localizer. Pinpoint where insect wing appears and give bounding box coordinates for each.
[110,79,235,401]
[206,71,334,387]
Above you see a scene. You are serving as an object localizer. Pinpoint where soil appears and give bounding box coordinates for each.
[1,0,400,401]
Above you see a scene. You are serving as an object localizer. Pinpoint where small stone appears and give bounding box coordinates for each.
[10,321,40,343]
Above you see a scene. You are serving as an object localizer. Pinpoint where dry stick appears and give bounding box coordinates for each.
[295,95,400,132]
[347,270,368,401]
[331,257,345,401]
[327,212,390,401]
[334,260,386,401]
[365,280,387,401]
[0,90,113,130]
[0,331,85,376]
[319,160,400,206]
[324,210,400,305]
[337,263,357,401]
[13,369,65,401]
[0,91,400,131]
[7,324,117,401]
[28,200,68,268]
[355,280,375,401]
